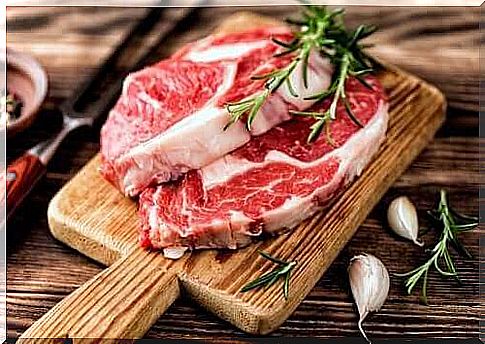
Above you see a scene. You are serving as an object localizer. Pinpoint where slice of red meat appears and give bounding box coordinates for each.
[100,27,333,197]
[139,76,389,253]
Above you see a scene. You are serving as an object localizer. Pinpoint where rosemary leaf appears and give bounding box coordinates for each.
[355,75,374,91]
[303,87,335,101]
[266,273,282,289]
[241,270,279,292]
[246,93,267,130]
[449,206,479,222]
[343,98,364,128]
[259,250,288,265]
[271,37,296,49]
[352,68,374,77]
[290,110,324,117]
[283,271,291,300]
[421,269,429,304]
[308,118,325,143]
[302,48,310,89]
[450,236,473,259]
[241,251,296,300]
[273,46,300,58]
[286,77,299,97]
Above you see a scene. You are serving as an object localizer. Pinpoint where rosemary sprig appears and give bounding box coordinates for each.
[396,189,478,304]
[294,21,377,143]
[224,6,343,132]
[224,6,377,144]
[290,109,335,145]
[241,250,297,300]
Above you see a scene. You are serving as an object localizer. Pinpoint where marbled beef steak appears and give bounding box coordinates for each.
[100,27,332,196]
[139,76,389,254]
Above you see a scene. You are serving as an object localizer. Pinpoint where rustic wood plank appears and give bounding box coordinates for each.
[6,6,479,340]
[18,249,180,341]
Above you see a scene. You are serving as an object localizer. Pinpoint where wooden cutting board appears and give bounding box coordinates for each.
[19,12,446,341]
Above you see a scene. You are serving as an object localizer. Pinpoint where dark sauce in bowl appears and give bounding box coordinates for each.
[5,49,48,137]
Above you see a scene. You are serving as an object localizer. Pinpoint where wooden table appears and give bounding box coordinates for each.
[6,6,481,340]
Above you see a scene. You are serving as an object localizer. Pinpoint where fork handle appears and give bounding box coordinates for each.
[6,152,46,219]
[6,121,73,220]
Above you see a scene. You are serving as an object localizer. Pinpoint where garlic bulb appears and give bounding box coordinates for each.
[348,253,389,343]
[387,196,423,246]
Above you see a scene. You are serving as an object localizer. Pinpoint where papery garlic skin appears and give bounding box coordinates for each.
[387,196,423,246]
[348,253,390,343]
[163,247,187,260]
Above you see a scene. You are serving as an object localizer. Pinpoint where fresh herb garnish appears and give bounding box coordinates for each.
[292,20,377,143]
[241,250,296,300]
[1,91,23,125]
[224,6,339,132]
[224,6,377,143]
[396,189,478,304]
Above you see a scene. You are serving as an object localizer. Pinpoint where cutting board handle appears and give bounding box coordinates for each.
[18,248,180,341]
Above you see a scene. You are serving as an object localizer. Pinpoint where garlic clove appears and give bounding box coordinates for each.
[163,247,187,260]
[387,196,423,246]
[348,253,390,343]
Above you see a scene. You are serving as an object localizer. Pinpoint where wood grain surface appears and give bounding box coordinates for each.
[6,6,480,340]
[18,248,180,341]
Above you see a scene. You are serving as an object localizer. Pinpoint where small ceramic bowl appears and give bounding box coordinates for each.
[4,48,48,138]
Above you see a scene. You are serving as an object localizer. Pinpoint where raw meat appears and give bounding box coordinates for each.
[100,27,333,196]
[139,76,389,252]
